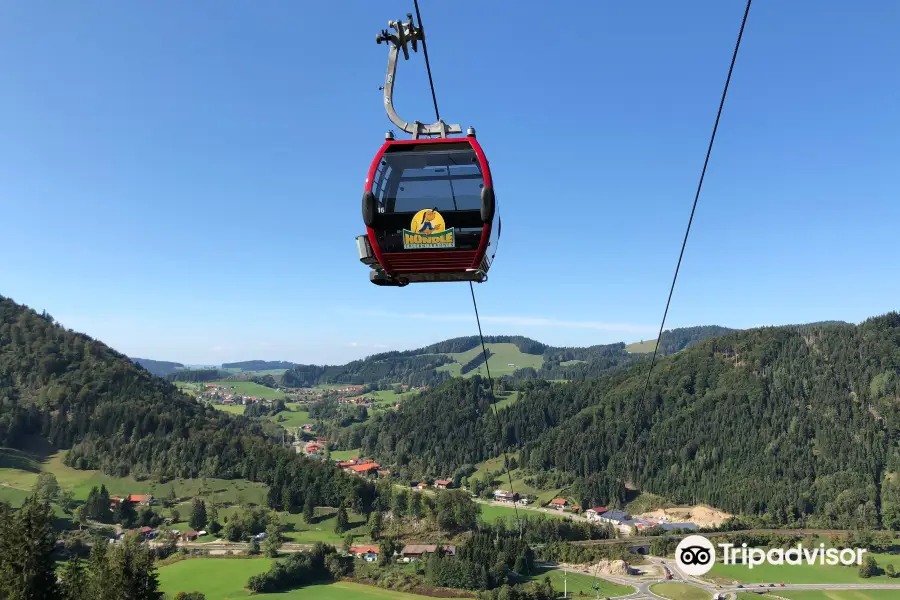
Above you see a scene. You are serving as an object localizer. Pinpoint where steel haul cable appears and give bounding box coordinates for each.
[590,0,754,594]
[411,0,525,537]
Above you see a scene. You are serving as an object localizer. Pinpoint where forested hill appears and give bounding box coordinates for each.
[336,315,900,529]
[221,360,297,371]
[0,295,374,512]
[130,357,184,377]
[281,327,735,387]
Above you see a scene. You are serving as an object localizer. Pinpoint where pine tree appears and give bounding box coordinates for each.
[282,486,296,513]
[335,505,349,534]
[368,510,383,541]
[98,485,112,521]
[303,496,315,524]
[108,533,162,599]
[117,497,137,528]
[189,498,207,531]
[0,495,60,599]
[59,557,88,600]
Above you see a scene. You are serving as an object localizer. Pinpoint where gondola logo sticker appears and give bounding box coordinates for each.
[403,209,455,249]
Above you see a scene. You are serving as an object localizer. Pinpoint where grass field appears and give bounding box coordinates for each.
[279,507,368,544]
[208,381,285,399]
[526,566,633,597]
[493,391,520,410]
[158,558,431,599]
[773,592,900,600]
[649,582,711,600]
[625,339,657,353]
[269,407,311,429]
[436,343,544,378]
[362,390,418,407]
[707,550,900,585]
[471,455,564,506]
[478,502,568,524]
[0,446,267,507]
[214,404,246,415]
[332,448,361,460]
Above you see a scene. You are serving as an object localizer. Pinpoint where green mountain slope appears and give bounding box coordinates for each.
[0,294,374,513]
[282,328,736,388]
[130,357,185,377]
[335,315,900,528]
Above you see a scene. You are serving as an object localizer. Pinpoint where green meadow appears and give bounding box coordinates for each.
[773,591,900,600]
[707,547,900,585]
[207,381,285,399]
[277,506,369,544]
[625,339,657,353]
[649,582,711,600]
[158,557,436,599]
[525,566,633,597]
[436,343,544,378]
[0,446,268,507]
[471,454,564,506]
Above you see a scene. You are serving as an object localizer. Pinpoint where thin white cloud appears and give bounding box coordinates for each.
[352,309,656,334]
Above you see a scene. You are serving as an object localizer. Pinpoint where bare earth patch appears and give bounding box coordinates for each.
[636,505,732,528]
[559,559,634,577]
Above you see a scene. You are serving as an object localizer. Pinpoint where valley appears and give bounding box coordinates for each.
[3,294,900,599]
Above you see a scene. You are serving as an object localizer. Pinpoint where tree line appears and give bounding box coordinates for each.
[0,296,376,518]
[335,315,900,528]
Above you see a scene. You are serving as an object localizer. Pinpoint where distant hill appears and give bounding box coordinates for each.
[221,360,297,371]
[625,325,738,354]
[338,315,900,528]
[281,327,737,388]
[130,357,184,377]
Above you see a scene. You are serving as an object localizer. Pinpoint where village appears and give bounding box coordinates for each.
[197,382,428,410]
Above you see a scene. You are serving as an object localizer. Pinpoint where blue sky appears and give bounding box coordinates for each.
[2,1,899,365]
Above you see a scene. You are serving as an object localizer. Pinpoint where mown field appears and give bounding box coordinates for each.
[526,566,633,597]
[332,448,362,460]
[649,582,711,599]
[157,557,631,599]
[707,547,900,585]
[770,591,900,600]
[207,381,286,399]
[436,343,544,378]
[625,339,657,353]
[471,455,564,506]
[278,506,369,544]
[268,404,312,429]
[0,446,268,508]
[159,557,438,599]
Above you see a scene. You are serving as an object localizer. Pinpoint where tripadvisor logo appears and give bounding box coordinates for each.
[674,534,868,576]
[675,535,717,576]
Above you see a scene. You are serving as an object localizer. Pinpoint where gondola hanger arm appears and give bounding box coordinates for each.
[376,14,462,139]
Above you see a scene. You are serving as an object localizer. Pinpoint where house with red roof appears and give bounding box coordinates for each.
[585,507,608,521]
[347,463,380,476]
[549,497,568,510]
[434,479,452,489]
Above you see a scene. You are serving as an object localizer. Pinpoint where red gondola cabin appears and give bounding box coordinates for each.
[357,130,499,286]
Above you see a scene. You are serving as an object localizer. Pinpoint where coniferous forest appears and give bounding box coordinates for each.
[337,315,900,529]
[5,290,900,597]
[0,295,375,514]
